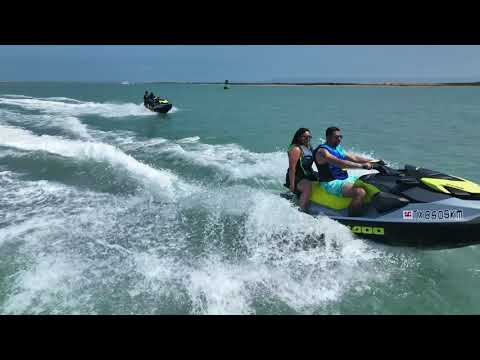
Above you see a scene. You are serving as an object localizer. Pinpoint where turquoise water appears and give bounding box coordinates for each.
[1,82,480,314]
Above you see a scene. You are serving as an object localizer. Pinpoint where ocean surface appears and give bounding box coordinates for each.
[1,81,480,315]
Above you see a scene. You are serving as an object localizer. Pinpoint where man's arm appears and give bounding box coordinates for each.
[317,148,368,169]
[344,151,373,164]
[345,152,386,165]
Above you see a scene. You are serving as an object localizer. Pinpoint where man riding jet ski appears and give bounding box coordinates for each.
[143,91,173,114]
[313,126,380,216]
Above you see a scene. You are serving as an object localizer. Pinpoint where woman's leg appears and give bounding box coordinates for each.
[296,179,312,211]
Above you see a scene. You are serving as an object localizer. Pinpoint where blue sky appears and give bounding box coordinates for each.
[1,45,480,82]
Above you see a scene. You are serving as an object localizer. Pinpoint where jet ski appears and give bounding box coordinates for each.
[286,164,480,249]
[145,97,173,114]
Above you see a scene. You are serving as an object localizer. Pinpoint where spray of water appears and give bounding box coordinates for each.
[0,108,92,140]
[0,96,155,118]
[0,168,398,314]
[0,96,412,314]
[0,125,198,197]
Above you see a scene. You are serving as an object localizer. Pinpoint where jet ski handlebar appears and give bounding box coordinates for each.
[371,163,402,176]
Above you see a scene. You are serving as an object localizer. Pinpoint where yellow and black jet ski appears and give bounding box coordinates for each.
[144,96,173,114]
[285,164,480,249]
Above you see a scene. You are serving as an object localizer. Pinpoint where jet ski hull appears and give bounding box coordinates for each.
[326,215,480,249]
[294,164,480,249]
[145,103,172,114]
[307,193,480,249]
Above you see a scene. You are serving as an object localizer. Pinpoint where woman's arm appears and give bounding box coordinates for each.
[288,146,301,192]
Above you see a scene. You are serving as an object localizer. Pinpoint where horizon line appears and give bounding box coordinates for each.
[2,80,480,86]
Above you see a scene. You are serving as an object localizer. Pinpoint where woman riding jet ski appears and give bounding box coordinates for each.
[143,91,173,114]
[300,163,480,249]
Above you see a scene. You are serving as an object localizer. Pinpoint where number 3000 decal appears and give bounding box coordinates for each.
[347,225,385,235]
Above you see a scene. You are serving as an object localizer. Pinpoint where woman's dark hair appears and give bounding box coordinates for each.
[326,126,340,138]
[290,128,311,145]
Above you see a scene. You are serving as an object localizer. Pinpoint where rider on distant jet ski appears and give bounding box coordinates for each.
[148,92,155,104]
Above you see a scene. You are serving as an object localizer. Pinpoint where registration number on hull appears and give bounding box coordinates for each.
[403,209,463,221]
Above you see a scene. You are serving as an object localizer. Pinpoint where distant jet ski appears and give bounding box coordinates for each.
[144,96,173,114]
[283,163,480,249]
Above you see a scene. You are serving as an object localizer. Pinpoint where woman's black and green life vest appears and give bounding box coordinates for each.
[286,144,316,183]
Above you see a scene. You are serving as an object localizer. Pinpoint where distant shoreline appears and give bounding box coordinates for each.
[144,81,480,87]
[2,80,480,87]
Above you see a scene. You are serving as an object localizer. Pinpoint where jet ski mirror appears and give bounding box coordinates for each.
[371,163,386,174]
[370,159,386,166]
